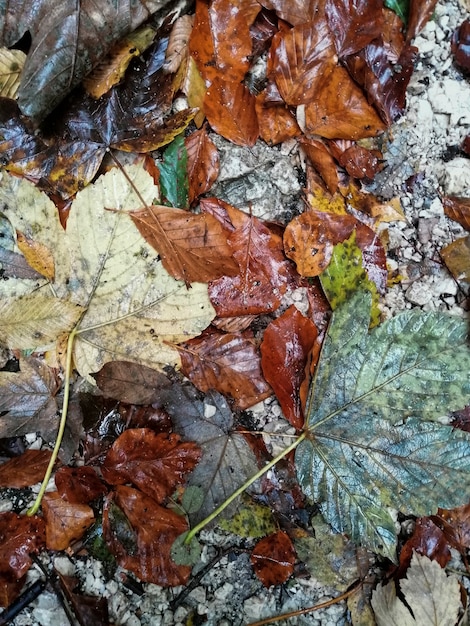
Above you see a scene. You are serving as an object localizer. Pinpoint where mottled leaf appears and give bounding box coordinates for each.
[250,531,296,587]
[441,235,470,282]
[296,290,470,559]
[0,48,25,98]
[219,495,277,538]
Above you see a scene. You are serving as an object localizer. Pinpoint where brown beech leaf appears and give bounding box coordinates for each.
[343,40,418,125]
[92,361,172,405]
[337,144,383,179]
[442,195,470,231]
[204,198,293,316]
[303,65,386,140]
[432,503,470,553]
[250,530,296,587]
[407,0,440,42]
[177,328,272,410]
[261,305,318,430]
[325,0,383,57]
[441,236,470,282]
[42,492,95,551]
[268,20,337,106]
[55,466,108,505]
[452,19,470,74]
[131,203,238,284]
[283,210,387,292]
[451,405,470,432]
[204,77,259,147]
[185,126,220,204]
[255,92,302,146]
[258,0,324,26]
[101,429,201,504]
[300,139,339,194]
[397,517,451,578]
[103,485,191,586]
[0,512,45,578]
[0,449,52,488]
[57,573,109,626]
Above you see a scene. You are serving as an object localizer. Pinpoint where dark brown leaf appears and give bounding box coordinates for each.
[397,517,451,577]
[258,0,325,26]
[325,0,384,57]
[57,573,109,626]
[55,466,108,505]
[103,485,191,586]
[451,405,470,432]
[432,503,470,553]
[338,144,383,179]
[442,195,470,232]
[42,492,95,550]
[178,328,272,410]
[92,361,172,405]
[452,19,470,73]
[185,126,220,205]
[101,429,201,504]
[0,512,45,577]
[0,449,52,488]
[407,0,440,42]
[441,235,470,283]
[250,530,296,587]
[261,306,318,430]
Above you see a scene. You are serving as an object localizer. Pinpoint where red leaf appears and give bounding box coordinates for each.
[204,198,294,316]
[0,512,45,578]
[57,573,109,626]
[397,517,451,577]
[451,405,470,432]
[268,20,337,106]
[261,306,318,429]
[185,126,220,205]
[101,429,201,504]
[250,530,296,587]
[55,466,108,505]
[42,492,95,550]
[0,449,52,488]
[178,328,272,410]
[103,485,191,586]
[204,77,259,147]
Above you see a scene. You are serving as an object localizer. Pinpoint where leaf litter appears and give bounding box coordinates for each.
[0,0,470,624]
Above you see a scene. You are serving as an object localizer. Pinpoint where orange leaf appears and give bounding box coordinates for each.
[43,492,94,551]
[204,77,259,147]
[83,37,141,99]
[261,306,318,430]
[300,139,339,194]
[55,466,108,505]
[16,231,55,281]
[258,0,324,26]
[442,196,470,232]
[268,19,337,106]
[204,198,294,316]
[256,91,302,146]
[101,429,201,504]
[250,530,296,587]
[441,236,470,282]
[303,65,386,140]
[103,485,191,586]
[0,512,45,578]
[185,126,220,204]
[178,328,272,410]
[0,449,52,488]
[130,204,238,284]
[337,144,383,179]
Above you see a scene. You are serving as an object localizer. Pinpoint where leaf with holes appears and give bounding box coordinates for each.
[296,290,470,560]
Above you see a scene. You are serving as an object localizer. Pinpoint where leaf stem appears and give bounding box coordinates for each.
[27,327,77,516]
[184,432,306,544]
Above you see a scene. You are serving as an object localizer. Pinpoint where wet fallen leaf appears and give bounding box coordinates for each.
[163,15,194,74]
[92,361,172,405]
[102,429,201,504]
[300,139,339,194]
[177,328,272,410]
[185,126,220,205]
[255,92,302,146]
[258,0,320,25]
[441,235,470,282]
[15,231,55,281]
[325,0,384,57]
[250,530,296,587]
[219,495,277,538]
[397,517,451,576]
[158,134,189,209]
[338,144,383,179]
[261,305,318,430]
[57,573,110,626]
[55,466,108,505]
[433,502,470,553]
[43,492,95,551]
[407,0,440,41]
[452,18,470,73]
[0,512,45,578]
[442,195,470,231]
[0,449,53,488]
[103,485,191,585]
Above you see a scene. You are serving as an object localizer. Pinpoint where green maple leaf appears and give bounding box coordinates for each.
[296,290,470,560]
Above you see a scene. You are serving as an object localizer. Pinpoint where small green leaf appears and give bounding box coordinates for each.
[181,486,204,515]
[297,290,470,559]
[320,231,380,326]
[158,134,189,208]
[384,0,409,23]
[171,531,201,566]
[219,495,277,538]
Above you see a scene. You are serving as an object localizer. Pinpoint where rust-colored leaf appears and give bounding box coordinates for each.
[250,7,279,59]
[103,485,191,586]
[204,77,259,147]
[101,429,201,504]
[16,231,55,281]
[178,328,272,410]
[452,19,470,73]
[283,210,387,292]
[433,503,470,553]
[442,195,470,232]
[185,126,220,204]
[300,139,339,194]
[55,466,108,505]
[204,198,294,316]
[92,361,172,405]
[261,306,318,430]
[255,92,302,146]
[303,65,386,140]
[250,530,296,587]
[451,405,470,433]
[337,144,383,179]
[325,0,383,57]
[57,573,109,626]
[258,0,324,26]
[268,20,337,106]
[397,517,451,577]
[131,203,238,284]
[407,0,440,42]
[0,449,52,488]
[441,236,470,283]
[0,512,45,578]
[42,492,94,551]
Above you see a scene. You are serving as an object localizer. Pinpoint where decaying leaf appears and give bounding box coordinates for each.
[250,531,296,587]
[371,552,462,626]
[43,492,95,551]
[442,195,470,231]
[441,235,470,282]
[296,290,470,559]
[92,361,172,405]
[0,449,53,488]
[185,126,220,204]
[0,48,26,98]
[0,512,45,579]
